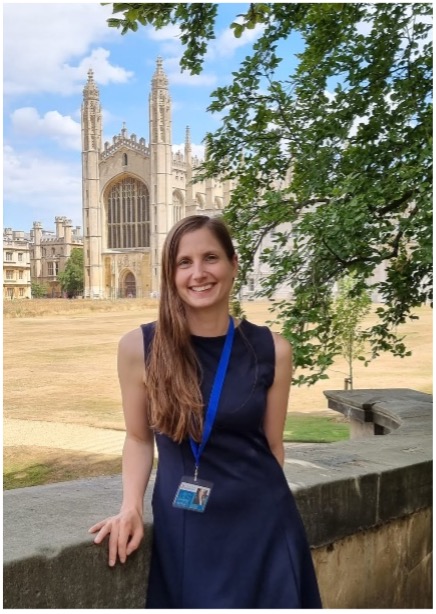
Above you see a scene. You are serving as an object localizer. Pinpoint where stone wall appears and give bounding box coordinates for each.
[3,389,432,608]
[313,508,432,608]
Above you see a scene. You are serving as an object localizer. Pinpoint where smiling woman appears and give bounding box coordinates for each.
[89,214,322,609]
[173,224,238,323]
[147,216,239,443]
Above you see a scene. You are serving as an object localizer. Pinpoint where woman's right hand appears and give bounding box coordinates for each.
[88,508,144,567]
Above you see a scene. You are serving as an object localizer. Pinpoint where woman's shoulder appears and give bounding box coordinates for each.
[118,327,143,360]
[238,319,274,356]
[118,322,155,363]
[270,331,292,363]
[241,319,291,360]
[239,318,275,340]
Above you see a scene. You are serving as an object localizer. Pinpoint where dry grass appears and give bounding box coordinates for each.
[4,305,160,430]
[3,300,432,487]
[239,302,432,411]
[4,300,432,426]
[4,298,159,319]
[4,301,432,420]
[3,446,122,490]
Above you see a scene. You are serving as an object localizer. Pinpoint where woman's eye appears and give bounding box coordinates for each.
[178,259,190,268]
[206,254,218,262]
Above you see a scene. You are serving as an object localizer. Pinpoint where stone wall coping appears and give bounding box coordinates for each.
[324,387,432,431]
[4,389,432,564]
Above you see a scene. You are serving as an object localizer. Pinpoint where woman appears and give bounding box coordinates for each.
[89,215,322,608]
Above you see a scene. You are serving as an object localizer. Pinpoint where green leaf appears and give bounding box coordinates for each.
[103,2,432,384]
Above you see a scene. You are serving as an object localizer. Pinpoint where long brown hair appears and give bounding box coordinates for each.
[144,215,236,443]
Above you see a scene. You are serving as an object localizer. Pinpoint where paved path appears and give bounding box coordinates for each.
[4,419,125,456]
[4,418,313,458]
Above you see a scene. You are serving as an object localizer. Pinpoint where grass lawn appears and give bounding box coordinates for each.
[3,300,430,488]
[3,414,347,489]
[284,413,349,443]
[3,447,123,490]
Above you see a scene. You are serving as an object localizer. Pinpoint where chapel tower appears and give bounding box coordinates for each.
[80,59,227,299]
[149,57,173,286]
[81,69,103,298]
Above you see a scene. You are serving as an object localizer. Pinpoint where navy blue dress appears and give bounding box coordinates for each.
[141,319,322,609]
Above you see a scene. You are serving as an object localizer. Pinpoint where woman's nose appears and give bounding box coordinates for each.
[192,260,206,279]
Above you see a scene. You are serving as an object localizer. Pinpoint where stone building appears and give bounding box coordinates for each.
[30,217,83,297]
[81,58,234,299]
[81,57,388,302]
[3,229,31,300]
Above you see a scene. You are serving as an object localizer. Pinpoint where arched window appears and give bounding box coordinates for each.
[107,178,150,248]
[122,153,128,166]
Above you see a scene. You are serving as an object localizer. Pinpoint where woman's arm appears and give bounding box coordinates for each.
[89,327,154,566]
[263,332,293,467]
[118,328,155,515]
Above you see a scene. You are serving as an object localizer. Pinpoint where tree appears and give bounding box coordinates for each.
[330,274,373,390]
[58,248,84,297]
[105,3,432,385]
[31,281,49,298]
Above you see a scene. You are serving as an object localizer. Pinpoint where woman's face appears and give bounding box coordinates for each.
[174,227,237,313]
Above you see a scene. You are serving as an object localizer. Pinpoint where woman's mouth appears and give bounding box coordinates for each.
[190,283,214,293]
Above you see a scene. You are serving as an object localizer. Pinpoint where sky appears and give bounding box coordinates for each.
[3,2,305,234]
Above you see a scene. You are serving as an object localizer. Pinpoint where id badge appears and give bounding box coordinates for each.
[173,476,213,513]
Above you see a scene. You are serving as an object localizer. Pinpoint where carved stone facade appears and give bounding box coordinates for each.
[3,219,83,299]
[82,59,387,301]
[30,218,83,297]
[3,229,31,300]
[81,59,232,299]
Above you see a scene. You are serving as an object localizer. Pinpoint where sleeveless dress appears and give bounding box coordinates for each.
[141,319,322,609]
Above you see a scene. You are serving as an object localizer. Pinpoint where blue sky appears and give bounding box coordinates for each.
[3,2,305,233]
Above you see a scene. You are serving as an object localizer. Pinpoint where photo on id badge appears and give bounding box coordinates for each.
[173,478,213,512]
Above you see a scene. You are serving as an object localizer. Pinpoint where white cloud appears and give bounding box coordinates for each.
[145,19,264,63]
[4,4,132,96]
[349,114,370,138]
[145,39,218,87]
[11,108,81,151]
[3,145,82,227]
[70,48,134,87]
[210,18,265,59]
[150,17,264,86]
[324,90,336,103]
[147,24,182,41]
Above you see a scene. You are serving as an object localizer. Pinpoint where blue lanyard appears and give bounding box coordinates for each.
[189,317,235,480]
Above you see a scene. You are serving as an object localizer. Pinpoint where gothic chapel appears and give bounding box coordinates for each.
[81,58,233,298]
